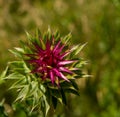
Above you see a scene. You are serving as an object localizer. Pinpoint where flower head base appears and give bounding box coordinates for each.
[26,38,76,85]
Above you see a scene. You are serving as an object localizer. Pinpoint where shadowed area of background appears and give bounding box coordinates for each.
[0,0,120,117]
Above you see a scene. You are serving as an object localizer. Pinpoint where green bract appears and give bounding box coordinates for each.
[2,28,87,117]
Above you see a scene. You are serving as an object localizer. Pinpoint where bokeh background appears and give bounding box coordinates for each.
[0,0,120,117]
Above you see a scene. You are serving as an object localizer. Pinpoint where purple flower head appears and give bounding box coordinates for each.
[5,28,87,115]
[26,35,76,85]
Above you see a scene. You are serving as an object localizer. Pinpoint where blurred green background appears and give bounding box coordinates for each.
[0,0,120,117]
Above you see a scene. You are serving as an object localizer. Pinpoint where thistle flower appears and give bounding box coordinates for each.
[2,28,87,116]
[26,37,76,85]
